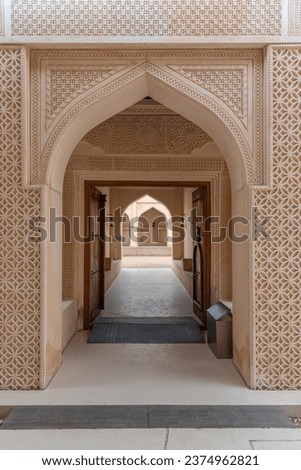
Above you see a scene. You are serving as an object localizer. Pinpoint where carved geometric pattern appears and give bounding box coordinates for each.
[33,62,149,184]
[11,0,282,37]
[68,154,225,173]
[30,49,263,187]
[169,66,248,125]
[83,115,213,155]
[288,0,301,35]
[253,46,301,390]
[0,48,41,390]
[219,168,232,301]
[147,63,257,184]
[62,171,74,300]
[0,0,4,36]
[46,66,126,123]
[119,100,177,116]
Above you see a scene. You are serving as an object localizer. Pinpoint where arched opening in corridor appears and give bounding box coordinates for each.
[121,195,172,268]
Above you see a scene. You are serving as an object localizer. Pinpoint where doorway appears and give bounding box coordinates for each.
[83,181,211,331]
[121,194,172,268]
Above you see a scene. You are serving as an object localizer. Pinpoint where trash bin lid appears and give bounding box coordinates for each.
[206,302,231,321]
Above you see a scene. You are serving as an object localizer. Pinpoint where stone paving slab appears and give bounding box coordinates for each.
[148,405,294,429]
[1,405,294,430]
[2,406,147,430]
[251,439,301,450]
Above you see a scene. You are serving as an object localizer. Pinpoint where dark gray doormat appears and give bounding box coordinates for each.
[88,316,204,344]
[1,406,294,430]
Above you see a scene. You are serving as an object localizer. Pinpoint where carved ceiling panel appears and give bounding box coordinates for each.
[82,113,213,155]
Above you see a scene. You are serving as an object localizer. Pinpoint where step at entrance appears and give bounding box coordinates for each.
[2,406,295,430]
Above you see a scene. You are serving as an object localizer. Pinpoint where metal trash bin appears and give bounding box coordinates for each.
[206,302,232,358]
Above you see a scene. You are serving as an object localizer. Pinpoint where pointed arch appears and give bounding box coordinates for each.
[42,64,252,192]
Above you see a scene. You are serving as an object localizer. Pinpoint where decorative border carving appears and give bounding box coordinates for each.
[252,45,301,390]
[11,0,282,37]
[0,0,4,36]
[68,154,224,174]
[46,64,128,127]
[31,55,146,183]
[169,65,248,127]
[30,49,263,187]
[0,47,41,390]
[147,62,256,183]
[119,100,177,116]
[288,0,301,35]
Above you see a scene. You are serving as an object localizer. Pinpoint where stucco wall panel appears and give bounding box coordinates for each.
[11,0,282,38]
[0,47,41,390]
[252,46,301,389]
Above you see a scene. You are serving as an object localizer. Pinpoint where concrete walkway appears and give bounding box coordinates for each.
[1,427,301,450]
[1,333,301,449]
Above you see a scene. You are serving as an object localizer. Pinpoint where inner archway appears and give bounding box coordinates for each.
[121,195,172,266]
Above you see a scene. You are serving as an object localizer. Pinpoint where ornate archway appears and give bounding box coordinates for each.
[29,50,263,389]
[29,49,264,192]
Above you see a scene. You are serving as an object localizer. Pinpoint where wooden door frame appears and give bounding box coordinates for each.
[83,180,211,327]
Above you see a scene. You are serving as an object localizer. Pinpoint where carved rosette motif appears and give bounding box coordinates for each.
[0,48,41,390]
[11,0,281,37]
[253,46,301,390]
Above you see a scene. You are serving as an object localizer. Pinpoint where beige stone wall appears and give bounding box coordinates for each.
[28,48,263,192]
[3,0,294,41]
[252,46,301,389]
[0,48,41,389]
[0,0,4,36]
[219,167,232,301]
[2,1,300,43]
[62,171,74,301]
[289,0,301,35]
[1,39,300,390]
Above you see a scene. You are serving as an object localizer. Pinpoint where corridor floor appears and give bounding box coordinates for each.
[101,268,193,318]
[1,268,301,408]
[1,267,301,449]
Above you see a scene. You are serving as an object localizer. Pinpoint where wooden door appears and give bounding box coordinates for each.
[192,185,211,326]
[84,184,106,329]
